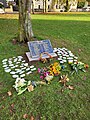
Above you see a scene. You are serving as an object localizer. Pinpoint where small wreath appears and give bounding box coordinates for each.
[39,52,52,63]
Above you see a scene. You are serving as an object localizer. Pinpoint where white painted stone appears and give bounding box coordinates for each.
[69,54,74,57]
[8,61,12,64]
[26,71,32,75]
[15,65,18,68]
[12,75,19,78]
[63,60,67,63]
[24,63,28,67]
[16,70,22,73]
[68,59,73,64]
[10,71,16,75]
[60,61,64,64]
[16,62,20,64]
[9,64,14,67]
[53,49,57,53]
[74,56,78,59]
[26,68,30,71]
[58,53,62,56]
[31,68,36,71]
[20,65,24,68]
[30,65,34,68]
[9,58,12,61]
[18,59,22,62]
[2,59,7,62]
[4,67,9,70]
[2,62,7,65]
[3,65,8,67]
[18,56,23,59]
[19,71,25,74]
[5,69,11,72]
[21,67,26,70]
[20,74,25,78]
[22,60,25,63]
[11,66,16,69]
[63,57,66,59]
[67,57,73,60]
[74,59,78,62]
[58,58,62,61]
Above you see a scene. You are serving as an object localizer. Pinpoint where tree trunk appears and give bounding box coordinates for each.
[19,0,34,42]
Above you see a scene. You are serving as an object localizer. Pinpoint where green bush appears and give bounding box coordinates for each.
[77,2,85,8]
[0,2,4,8]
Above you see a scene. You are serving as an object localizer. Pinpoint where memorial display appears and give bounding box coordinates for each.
[26,40,57,61]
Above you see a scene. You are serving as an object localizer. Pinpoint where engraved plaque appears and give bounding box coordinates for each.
[28,40,54,58]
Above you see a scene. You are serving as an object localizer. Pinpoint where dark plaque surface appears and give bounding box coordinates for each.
[28,40,54,58]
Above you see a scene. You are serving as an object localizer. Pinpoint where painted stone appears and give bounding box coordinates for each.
[9,64,14,67]
[30,65,34,69]
[5,69,11,73]
[26,68,30,71]
[21,67,26,70]
[16,62,20,64]
[63,60,67,63]
[4,67,9,70]
[31,68,36,71]
[20,74,25,78]
[10,71,16,75]
[18,56,23,59]
[68,60,73,64]
[2,62,7,65]
[60,61,64,64]
[74,56,78,59]
[26,71,32,75]
[58,58,62,61]
[18,59,22,62]
[24,63,28,67]
[19,71,25,74]
[12,75,19,78]
[11,66,16,69]
[15,65,18,68]
[3,65,8,68]
[14,58,17,62]
[2,59,7,62]
[67,57,73,60]
[22,60,25,63]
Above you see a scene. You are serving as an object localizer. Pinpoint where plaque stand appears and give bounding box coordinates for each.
[26,52,57,62]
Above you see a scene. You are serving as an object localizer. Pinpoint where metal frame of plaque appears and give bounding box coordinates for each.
[26,40,57,61]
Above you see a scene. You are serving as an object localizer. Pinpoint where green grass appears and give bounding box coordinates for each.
[0,13,90,120]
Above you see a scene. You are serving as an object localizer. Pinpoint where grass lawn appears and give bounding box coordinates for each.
[0,12,90,120]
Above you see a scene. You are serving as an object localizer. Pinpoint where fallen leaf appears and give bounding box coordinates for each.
[11,104,14,108]
[27,85,34,92]
[10,109,13,115]
[23,114,28,119]
[7,91,12,96]
[30,116,34,120]
[68,85,74,90]
[78,49,81,52]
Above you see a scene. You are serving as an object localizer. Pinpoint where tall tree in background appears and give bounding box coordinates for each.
[19,0,34,42]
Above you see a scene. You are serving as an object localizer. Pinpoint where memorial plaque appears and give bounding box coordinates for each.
[26,40,57,61]
[28,40,53,58]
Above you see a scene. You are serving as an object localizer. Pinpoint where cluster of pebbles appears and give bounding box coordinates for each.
[2,56,36,79]
[53,48,78,64]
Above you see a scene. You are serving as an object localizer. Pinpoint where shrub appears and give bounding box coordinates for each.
[77,2,85,8]
[0,2,4,8]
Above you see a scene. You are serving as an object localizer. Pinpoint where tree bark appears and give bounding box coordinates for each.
[19,0,34,42]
